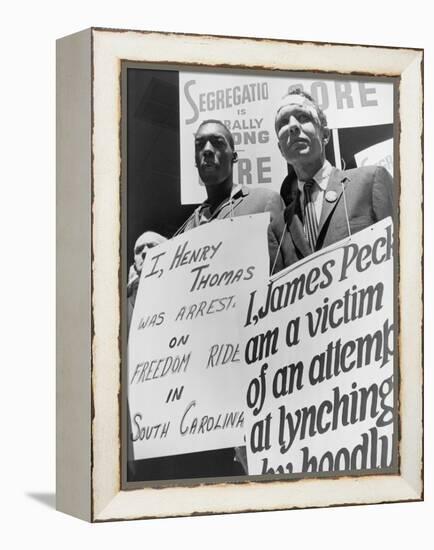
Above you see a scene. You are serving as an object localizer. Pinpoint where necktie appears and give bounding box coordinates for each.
[304,179,318,251]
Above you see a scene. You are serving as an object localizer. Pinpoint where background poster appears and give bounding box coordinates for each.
[355,138,394,176]
[240,219,395,475]
[179,72,394,204]
[128,214,270,459]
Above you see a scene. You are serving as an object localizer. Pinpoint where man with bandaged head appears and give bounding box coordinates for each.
[127,231,166,328]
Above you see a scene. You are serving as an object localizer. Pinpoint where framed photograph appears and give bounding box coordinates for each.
[56,28,423,522]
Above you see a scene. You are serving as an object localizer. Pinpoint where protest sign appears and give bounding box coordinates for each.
[355,139,394,176]
[179,72,393,203]
[128,214,270,460]
[241,218,395,475]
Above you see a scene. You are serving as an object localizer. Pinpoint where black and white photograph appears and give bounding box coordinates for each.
[2,0,431,542]
[124,65,397,484]
[53,26,423,523]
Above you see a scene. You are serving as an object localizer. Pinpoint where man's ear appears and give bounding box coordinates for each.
[322,127,331,145]
[232,152,238,163]
[277,141,283,157]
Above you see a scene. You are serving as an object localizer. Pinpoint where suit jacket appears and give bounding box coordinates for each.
[179,185,284,273]
[273,165,393,271]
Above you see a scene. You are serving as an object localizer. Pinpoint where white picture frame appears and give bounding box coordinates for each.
[56,27,423,522]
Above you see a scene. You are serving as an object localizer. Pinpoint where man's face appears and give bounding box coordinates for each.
[275,95,327,167]
[194,122,235,185]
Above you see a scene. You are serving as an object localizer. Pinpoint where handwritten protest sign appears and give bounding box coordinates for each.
[179,72,393,203]
[128,214,270,460]
[241,218,395,475]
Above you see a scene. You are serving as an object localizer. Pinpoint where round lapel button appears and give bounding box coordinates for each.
[325,190,338,202]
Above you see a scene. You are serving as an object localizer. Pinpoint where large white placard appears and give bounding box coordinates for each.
[128,214,270,460]
[240,219,394,475]
[179,72,394,204]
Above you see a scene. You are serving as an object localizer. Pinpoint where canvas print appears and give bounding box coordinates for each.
[123,65,396,484]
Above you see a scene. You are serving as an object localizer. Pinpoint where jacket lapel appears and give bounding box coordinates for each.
[317,168,347,238]
[285,168,350,255]
[286,191,312,257]
[218,186,249,219]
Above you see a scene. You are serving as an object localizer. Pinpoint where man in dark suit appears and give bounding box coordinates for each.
[176,119,284,273]
[130,120,282,481]
[272,89,393,271]
[174,119,284,476]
